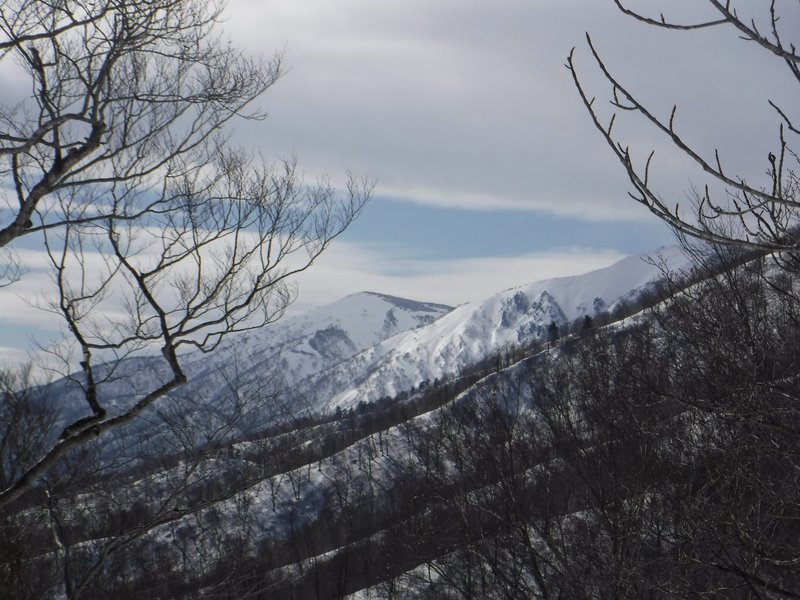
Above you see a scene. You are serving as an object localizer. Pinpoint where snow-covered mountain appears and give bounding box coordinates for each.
[54,246,690,428]
[172,292,453,408]
[310,246,691,409]
[180,292,450,379]
[27,244,719,599]
[52,291,454,423]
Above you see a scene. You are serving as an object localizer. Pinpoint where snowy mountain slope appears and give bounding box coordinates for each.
[315,246,692,409]
[50,247,689,428]
[51,292,453,425]
[177,291,452,390]
[25,245,719,598]
[30,243,793,600]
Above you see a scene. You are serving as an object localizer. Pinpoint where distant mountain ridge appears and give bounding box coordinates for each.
[51,290,454,424]
[175,291,454,411]
[52,246,691,430]
[318,245,691,409]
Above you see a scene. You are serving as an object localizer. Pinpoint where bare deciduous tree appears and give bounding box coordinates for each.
[0,0,370,509]
[568,0,799,253]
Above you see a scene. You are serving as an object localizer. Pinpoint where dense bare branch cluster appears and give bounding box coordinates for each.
[0,0,279,247]
[0,0,369,510]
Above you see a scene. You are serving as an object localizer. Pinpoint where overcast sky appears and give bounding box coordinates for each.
[218,0,794,305]
[1,0,798,361]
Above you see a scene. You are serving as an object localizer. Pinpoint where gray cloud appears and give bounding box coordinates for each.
[221,0,797,220]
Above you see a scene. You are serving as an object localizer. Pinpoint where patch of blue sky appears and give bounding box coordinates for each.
[343,196,676,260]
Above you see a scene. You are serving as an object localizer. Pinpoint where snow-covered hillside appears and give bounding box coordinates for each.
[52,292,453,424]
[178,291,453,392]
[52,246,691,426]
[320,246,691,409]
[29,244,741,600]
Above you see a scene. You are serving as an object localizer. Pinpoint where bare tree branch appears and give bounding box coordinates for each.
[569,0,800,253]
[0,0,371,513]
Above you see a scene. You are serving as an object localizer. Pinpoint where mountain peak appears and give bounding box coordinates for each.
[360,291,454,313]
[325,245,693,409]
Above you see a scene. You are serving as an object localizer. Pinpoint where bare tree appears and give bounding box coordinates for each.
[568,1,799,253]
[0,0,370,509]
[564,6,800,595]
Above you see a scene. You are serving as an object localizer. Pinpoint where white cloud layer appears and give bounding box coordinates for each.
[289,240,627,312]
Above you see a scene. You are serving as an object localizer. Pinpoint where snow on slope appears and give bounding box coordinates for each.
[178,291,452,386]
[56,246,690,426]
[51,292,452,424]
[320,246,692,409]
